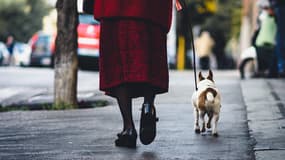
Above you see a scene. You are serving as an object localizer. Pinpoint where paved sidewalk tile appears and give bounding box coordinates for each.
[241,79,285,160]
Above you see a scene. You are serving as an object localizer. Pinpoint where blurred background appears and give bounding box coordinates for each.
[0,0,259,71]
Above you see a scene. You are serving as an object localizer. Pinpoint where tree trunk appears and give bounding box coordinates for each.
[54,0,78,107]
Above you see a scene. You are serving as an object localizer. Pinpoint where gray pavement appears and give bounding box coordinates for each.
[0,70,284,159]
[241,78,285,160]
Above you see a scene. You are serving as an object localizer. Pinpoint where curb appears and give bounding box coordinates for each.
[0,90,115,111]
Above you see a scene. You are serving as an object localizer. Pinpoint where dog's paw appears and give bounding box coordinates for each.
[206,129,212,133]
[194,128,200,134]
[212,132,219,137]
[201,132,207,136]
[206,123,211,129]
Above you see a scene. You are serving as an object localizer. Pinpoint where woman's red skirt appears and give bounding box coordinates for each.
[99,19,169,98]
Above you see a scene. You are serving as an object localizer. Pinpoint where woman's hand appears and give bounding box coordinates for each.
[176,0,183,11]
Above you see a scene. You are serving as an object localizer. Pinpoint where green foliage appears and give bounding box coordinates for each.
[0,0,52,42]
[0,100,109,112]
[0,106,29,112]
[51,102,76,110]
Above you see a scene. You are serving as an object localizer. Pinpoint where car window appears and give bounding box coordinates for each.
[79,14,99,25]
[34,35,51,54]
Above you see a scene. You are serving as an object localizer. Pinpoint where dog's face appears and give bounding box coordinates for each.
[198,70,215,88]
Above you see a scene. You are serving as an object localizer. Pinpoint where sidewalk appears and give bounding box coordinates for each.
[0,71,285,159]
[241,78,285,160]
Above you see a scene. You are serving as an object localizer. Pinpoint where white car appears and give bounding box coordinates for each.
[0,42,10,66]
[13,42,32,66]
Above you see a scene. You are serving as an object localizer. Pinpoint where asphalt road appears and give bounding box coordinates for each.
[0,67,99,90]
[0,67,254,160]
[0,67,100,106]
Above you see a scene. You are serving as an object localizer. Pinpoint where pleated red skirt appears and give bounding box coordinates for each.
[99,19,169,98]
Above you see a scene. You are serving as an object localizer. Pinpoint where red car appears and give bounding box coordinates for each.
[29,32,56,67]
[29,13,100,70]
[77,13,100,70]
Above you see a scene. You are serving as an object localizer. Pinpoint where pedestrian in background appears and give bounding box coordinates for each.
[5,35,15,66]
[269,0,285,77]
[195,30,215,70]
[254,2,277,77]
[93,0,172,148]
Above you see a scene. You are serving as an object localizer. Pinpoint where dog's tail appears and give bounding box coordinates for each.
[205,88,217,102]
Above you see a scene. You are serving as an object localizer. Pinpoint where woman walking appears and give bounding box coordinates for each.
[93,0,173,148]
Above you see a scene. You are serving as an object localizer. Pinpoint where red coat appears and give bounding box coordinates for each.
[93,0,173,32]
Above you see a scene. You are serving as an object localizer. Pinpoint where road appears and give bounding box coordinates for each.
[0,66,99,90]
[0,67,255,159]
[0,67,100,107]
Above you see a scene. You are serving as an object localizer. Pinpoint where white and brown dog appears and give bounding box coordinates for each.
[191,70,221,136]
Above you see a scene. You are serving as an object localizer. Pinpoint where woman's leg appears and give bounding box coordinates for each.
[140,87,158,145]
[143,92,155,105]
[113,85,134,131]
[113,85,137,148]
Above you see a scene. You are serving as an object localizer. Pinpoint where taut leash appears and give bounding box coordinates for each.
[177,0,198,91]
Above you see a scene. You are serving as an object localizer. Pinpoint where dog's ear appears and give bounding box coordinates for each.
[199,72,205,81]
[207,70,214,81]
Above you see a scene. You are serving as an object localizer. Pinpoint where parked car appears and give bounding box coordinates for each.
[0,42,10,66]
[13,42,32,66]
[28,13,100,69]
[77,13,100,70]
[29,32,55,67]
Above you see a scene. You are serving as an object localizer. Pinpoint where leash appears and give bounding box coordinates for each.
[177,0,198,91]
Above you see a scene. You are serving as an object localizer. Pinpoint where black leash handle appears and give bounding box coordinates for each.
[177,0,198,91]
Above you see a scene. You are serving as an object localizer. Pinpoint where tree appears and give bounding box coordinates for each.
[0,0,52,42]
[54,0,78,108]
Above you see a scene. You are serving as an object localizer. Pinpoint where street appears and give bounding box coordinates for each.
[0,67,284,159]
[0,67,101,107]
[0,67,99,91]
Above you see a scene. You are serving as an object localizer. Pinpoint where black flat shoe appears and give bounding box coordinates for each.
[115,128,137,148]
[139,103,159,145]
